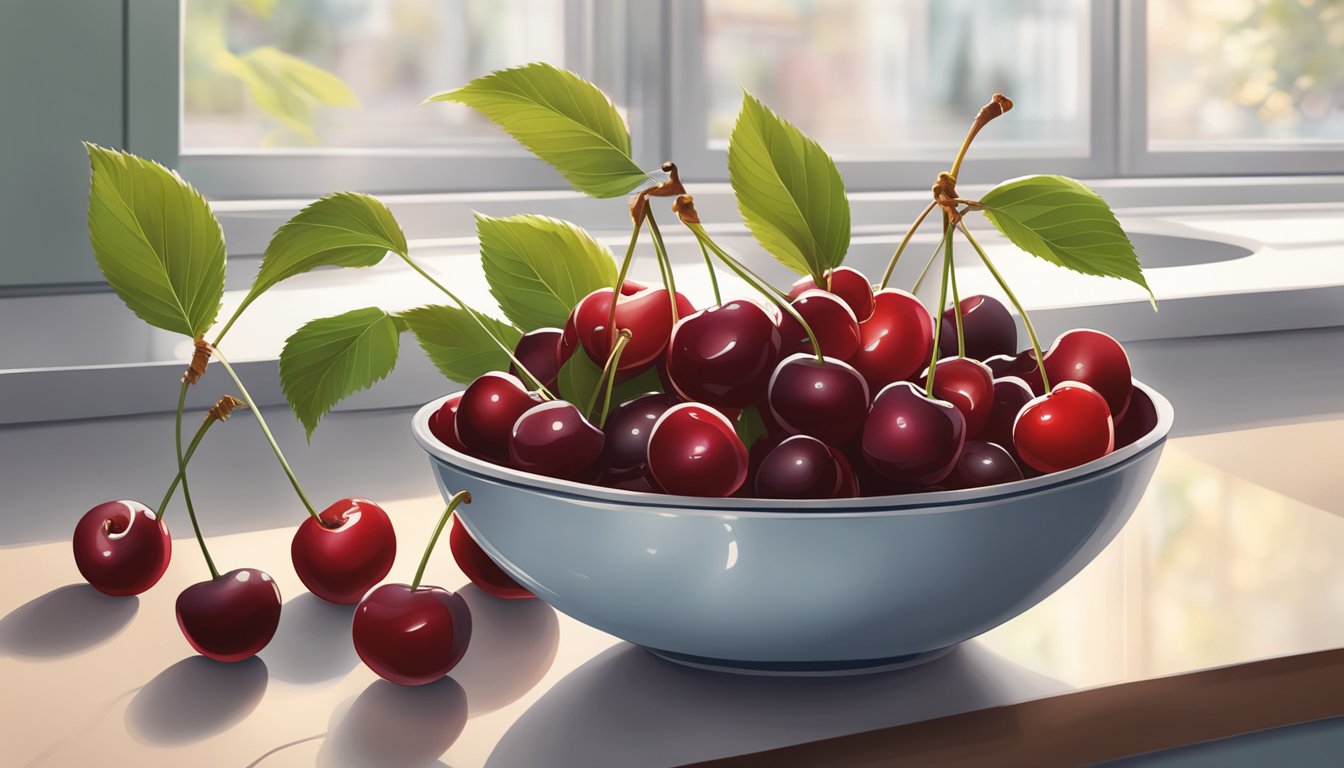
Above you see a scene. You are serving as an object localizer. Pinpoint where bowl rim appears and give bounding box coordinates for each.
[412,379,1173,517]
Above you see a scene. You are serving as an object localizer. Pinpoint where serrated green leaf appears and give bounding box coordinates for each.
[476,213,617,331]
[85,143,226,338]
[558,349,604,408]
[979,175,1155,307]
[279,307,402,438]
[428,63,646,198]
[399,304,521,386]
[216,47,357,143]
[735,406,767,451]
[728,93,851,284]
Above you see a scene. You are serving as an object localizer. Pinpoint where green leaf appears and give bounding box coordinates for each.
[610,367,664,406]
[85,143,226,338]
[728,92,851,284]
[428,63,646,198]
[476,213,618,331]
[217,48,357,143]
[557,350,603,408]
[245,192,406,305]
[735,406,767,451]
[399,304,521,386]
[978,175,1155,307]
[279,307,402,438]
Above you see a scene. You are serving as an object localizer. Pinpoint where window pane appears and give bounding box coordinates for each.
[1148,0,1344,144]
[701,0,1090,159]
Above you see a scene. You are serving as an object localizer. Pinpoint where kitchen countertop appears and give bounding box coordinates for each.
[2,409,1340,767]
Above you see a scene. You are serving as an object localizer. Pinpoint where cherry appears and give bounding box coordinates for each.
[450,518,534,599]
[1013,382,1115,474]
[598,392,681,487]
[352,583,472,686]
[176,568,282,662]
[788,266,876,322]
[291,498,397,605]
[1044,329,1133,418]
[72,500,171,597]
[777,290,860,360]
[428,392,468,453]
[862,381,966,486]
[562,286,694,372]
[508,400,604,481]
[938,294,1017,360]
[1115,386,1158,449]
[985,349,1046,395]
[509,327,567,394]
[666,300,781,409]
[454,372,541,463]
[754,435,847,499]
[766,354,870,446]
[920,357,995,438]
[850,289,934,391]
[948,441,1024,489]
[646,403,748,497]
[979,376,1036,453]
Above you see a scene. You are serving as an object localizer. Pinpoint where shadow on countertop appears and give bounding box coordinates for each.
[0,583,137,658]
[125,655,268,745]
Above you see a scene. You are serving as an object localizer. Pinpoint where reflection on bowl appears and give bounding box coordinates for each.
[412,382,1172,676]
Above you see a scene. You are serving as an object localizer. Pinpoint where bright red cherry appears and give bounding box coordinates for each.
[646,403,748,497]
[450,518,534,599]
[980,376,1035,453]
[1044,329,1134,419]
[921,357,995,438]
[352,583,473,686]
[788,266,876,322]
[508,401,604,481]
[1013,382,1115,474]
[666,300,782,409]
[176,568,282,662]
[510,327,567,394]
[985,349,1046,395]
[72,500,171,597]
[454,372,541,463]
[1115,387,1158,449]
[428,392,467,452]
[562,287,694,372]
[948,441,1024,489]
[862,381,966,486]
[599,393,681,487]
[766,354,870,446]
[850,289,934,392]
[291,498,397,605]
[777,290,860,360]
[754,435,844,499]
[938,295,1017,361]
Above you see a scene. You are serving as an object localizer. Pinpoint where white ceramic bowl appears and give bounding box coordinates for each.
[413,382,1172,676]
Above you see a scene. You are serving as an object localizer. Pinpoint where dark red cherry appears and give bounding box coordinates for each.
[508,401,604,481]
[921,357,995,438]
[788,266,876,322]
[832,449,859,497]
[291,498,397,605]
[599,392,681,486]
[777,290,861,360]
[862,381,966,486]
[980,376,1036,453]
[850,289,934,391]
[666,300,781,409]
[562,287,694,372]
[176,568,282,662]
[985,349,1046,395]
[454,372,541,463]
[766,354,870,446]
[510,327,567,394]
[1013,382,1115,474]
[948,441,1024,489]
[938,295,1017,361]
[646,403,748,497]
[449,519,534,599]
[428,392,468,452]
[73,500,171,597]
[1043,329,1133,418]
[754,435,842,499]
[352,583,472,686]
[1114,386,1158,449]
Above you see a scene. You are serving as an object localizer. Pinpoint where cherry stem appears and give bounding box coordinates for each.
[957,221,1051,391]
[607,219,644,352]
[411,491,471,590]
[878,200,937,290]
[696,235,723,306]
[910,220,954,295]
[156,401,247,518]
[644,207,681,325]
[949,94,1012,182]
[174,382,218,579]
[946,214,965,358]
[925,228,954,398]
[590,329,633,425]
[399,254,555,400]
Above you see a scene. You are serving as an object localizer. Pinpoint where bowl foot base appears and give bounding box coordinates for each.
[643,644,956,677]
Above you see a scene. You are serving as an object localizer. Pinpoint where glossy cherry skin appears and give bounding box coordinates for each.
[176,568,282,662]
[454,372,541,463]
[862,381,966,486]
[921,357,995,438]
[352,583,473,686]
[788,266,876,322]
[1013,382,1115,474]
[754,435,843,499]
[666,300,782,410]
[508,401,605,481]
[450,519,534,599]
[980,376,1036,454]
[291,498,397,605]
[73,500,171,597]
[777,290,861,360]
[948,441,1024,489]
[563,287,694,372]
[510,327,567,394]
[599,392,681,487]
[1043,329,1133,419]
[985,350,1046,395]
[938,294,1017,361]
[1115,386,1158,449]
[766,354,870,446]
[850,289,934,392]
[646,403,748,497]
[428,392,468,452]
